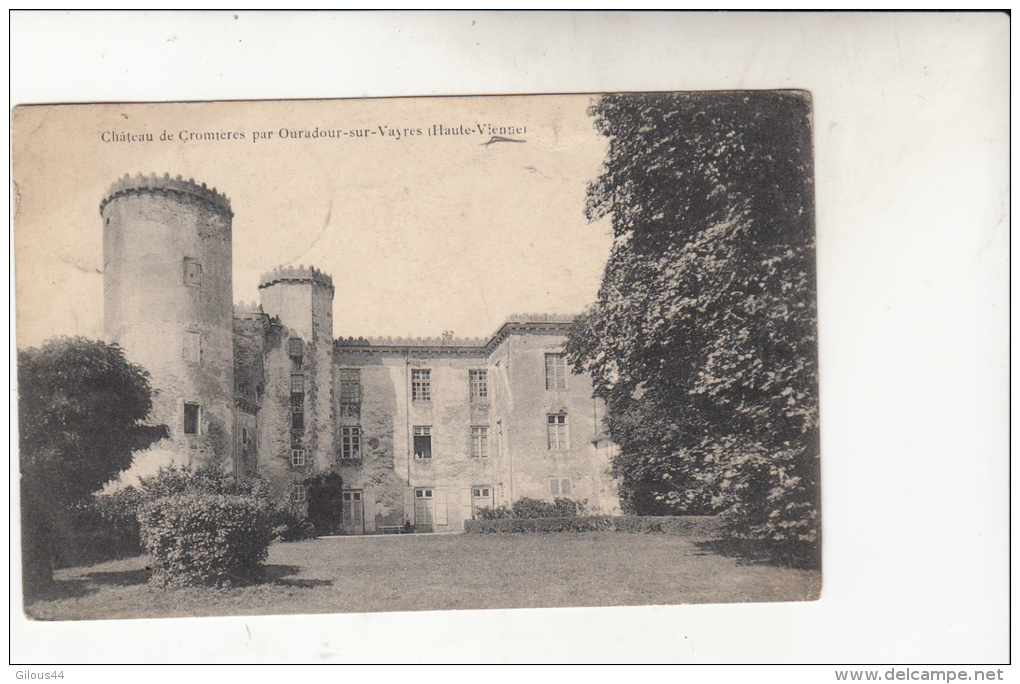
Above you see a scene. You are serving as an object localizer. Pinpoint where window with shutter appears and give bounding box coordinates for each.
[549,478,572,497]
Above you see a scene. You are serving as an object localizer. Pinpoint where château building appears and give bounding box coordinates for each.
[101,173,620,533]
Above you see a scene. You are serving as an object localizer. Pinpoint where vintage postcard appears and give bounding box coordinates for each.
[13,93,821,621]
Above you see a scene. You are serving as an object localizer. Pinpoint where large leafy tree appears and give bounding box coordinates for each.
[18,337,167,591]
[567,91,819,561]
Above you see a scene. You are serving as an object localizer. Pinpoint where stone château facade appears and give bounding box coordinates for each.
[102,173,620,533]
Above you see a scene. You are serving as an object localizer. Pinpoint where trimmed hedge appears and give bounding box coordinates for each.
[464,515,722,538]
[474,497,587,520]
[51,467,314,575]
[138,492,274,588]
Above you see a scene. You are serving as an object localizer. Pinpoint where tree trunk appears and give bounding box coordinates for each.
[20,495,55,599]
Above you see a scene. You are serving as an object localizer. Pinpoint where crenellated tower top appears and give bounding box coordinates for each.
[503,313,577,324]
[335,335,488,349]
[233,301,268,321]
[100,173,233,217]
[258,265,334,292]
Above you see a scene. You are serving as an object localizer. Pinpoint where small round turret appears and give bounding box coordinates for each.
[256,264,335,494]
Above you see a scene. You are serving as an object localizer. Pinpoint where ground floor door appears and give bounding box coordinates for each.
[471,485,494,519]
[414,488,434,532]
[342,490,364,535]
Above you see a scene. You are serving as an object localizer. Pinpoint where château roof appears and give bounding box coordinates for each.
[334,313,578,355]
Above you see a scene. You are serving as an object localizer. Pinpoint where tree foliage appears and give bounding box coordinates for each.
[19,337,168,501]
[567,92,819,561]
[18,336,167,590]
[303,471,345,535]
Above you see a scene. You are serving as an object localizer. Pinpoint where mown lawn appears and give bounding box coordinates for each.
[25,532,820,621]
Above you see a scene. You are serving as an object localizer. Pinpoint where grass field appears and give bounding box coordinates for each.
[25,532,820,621]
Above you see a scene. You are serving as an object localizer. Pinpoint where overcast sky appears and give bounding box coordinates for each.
[13,95,612,347]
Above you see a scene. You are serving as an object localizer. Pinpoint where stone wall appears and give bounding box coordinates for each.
[332,350,403,532]
[489,328,620,515]
[333,348,497,533]
[330,328,621,533]
[101,174,234,479]
[257,270,335,505]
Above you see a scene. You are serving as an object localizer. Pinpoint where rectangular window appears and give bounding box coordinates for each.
[340,426,361,461]
[183,258,202,287]
[290,374,304,393]
[471,425,489,459]
[292,410,304,432]
[183,403,200,435]
[545,353,567,390]
[291,449,306,467]
[338,369,361,404]
[183,331,201,363]
[547,413,569,450]
[292,484,306,503]
[469,369,488,403]
[411,369,431,402]
[289,338,304,359]
[471,486,491,499]
[549,478,572,497]
[413,425,432,459]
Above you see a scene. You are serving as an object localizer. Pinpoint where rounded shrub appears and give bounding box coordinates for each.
[139,463,315,544]
[268,501,318,542]
[138,492,274,588]
[510,497,588,519]
[473,504,513,521]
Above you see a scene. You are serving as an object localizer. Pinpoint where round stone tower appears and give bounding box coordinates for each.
[101,173,235,472]
[257,266,335,500]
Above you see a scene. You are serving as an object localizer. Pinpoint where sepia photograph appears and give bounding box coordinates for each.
[10,11,1008,668]
[13,91,821,620]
